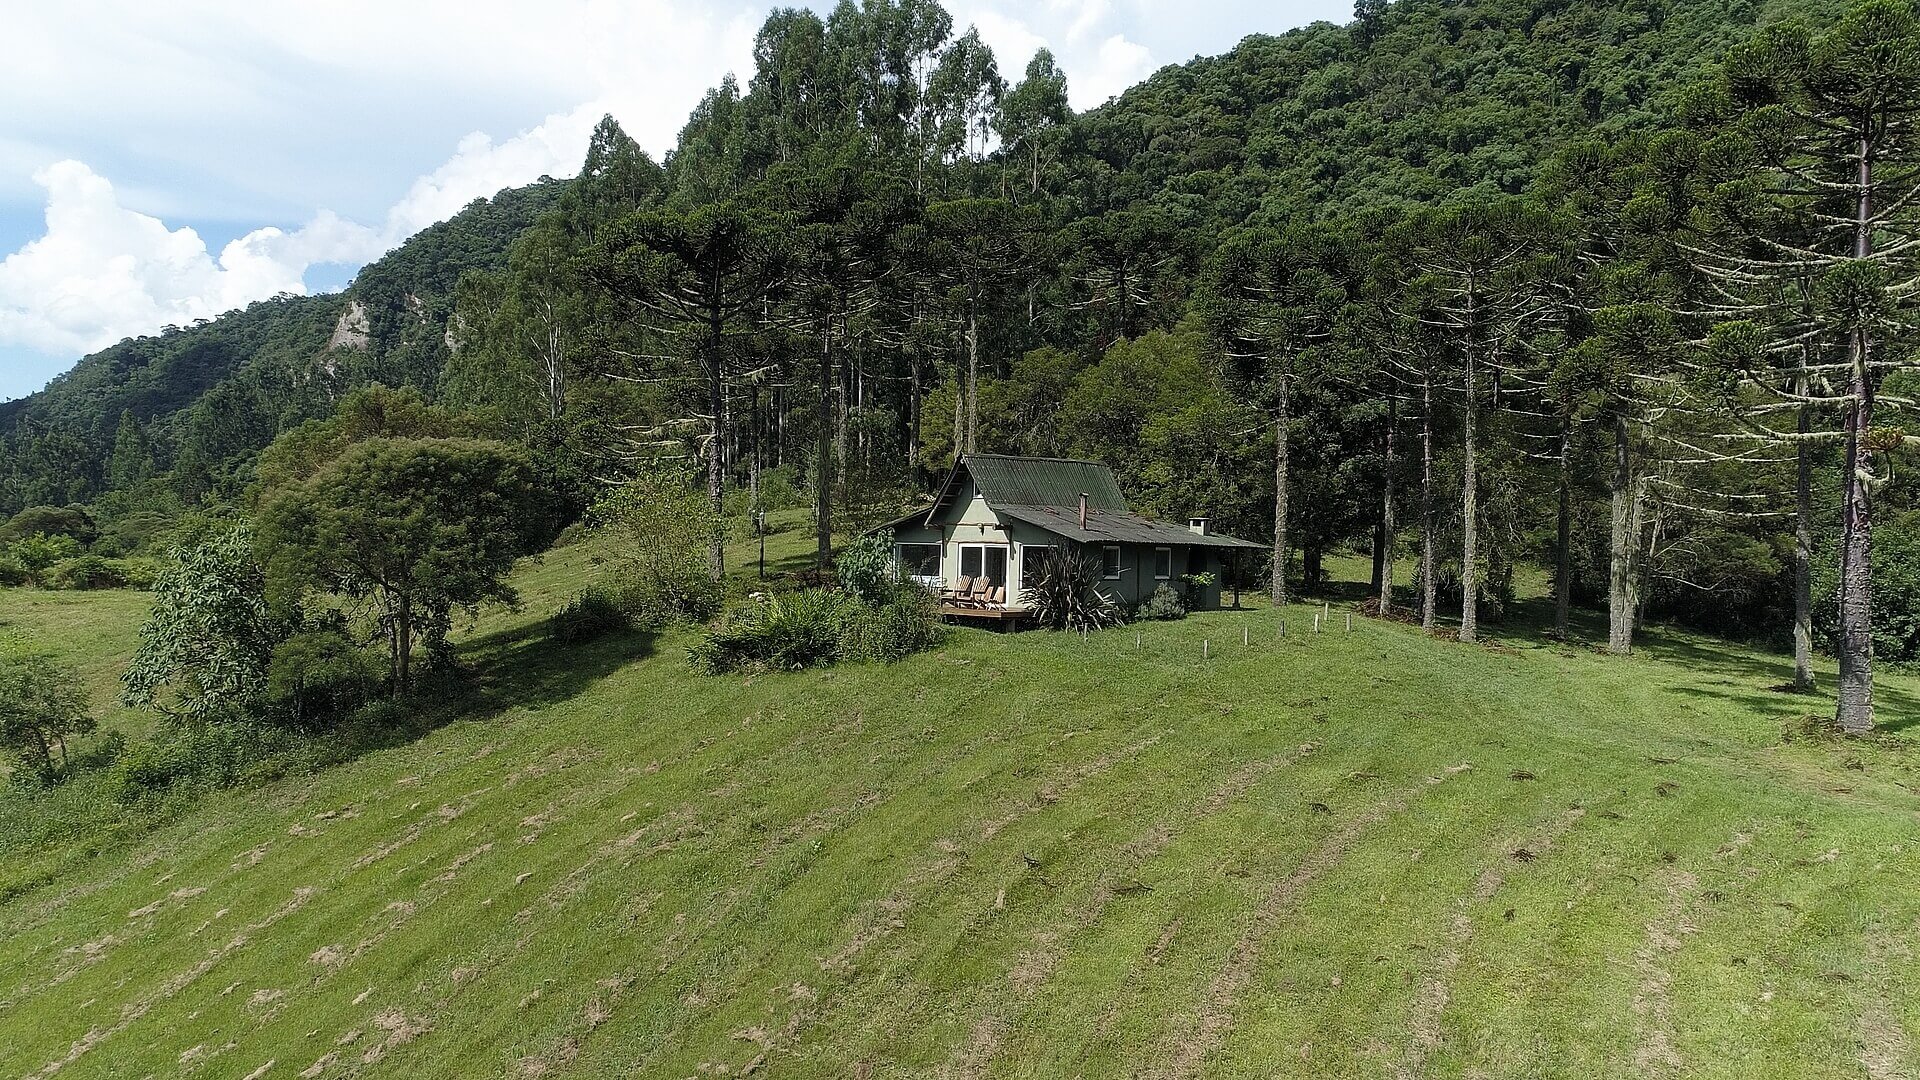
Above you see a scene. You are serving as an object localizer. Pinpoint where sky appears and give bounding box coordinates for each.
[0,0,1351,403]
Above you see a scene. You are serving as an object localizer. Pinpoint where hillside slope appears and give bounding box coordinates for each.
[1,545,1916,1078]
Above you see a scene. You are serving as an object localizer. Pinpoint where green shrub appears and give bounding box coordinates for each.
[0,558,27,588]
[1,534,82,586]
[595,466,724,626]
[692,582,942,674]
[267,628,384,727]
[1025,547,1127,631]
[834,530,897,606]
[1135,583,1188,621]
[690,589,858,674]
[550,586,634,644]
[108,721,299,800]
[843,584,944,662]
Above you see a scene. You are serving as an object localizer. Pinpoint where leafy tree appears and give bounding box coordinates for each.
[0,629,95,783]
[997,49,1072,196]
[258,438,551,689]
[123,525,280,724]
[593,464,724,625]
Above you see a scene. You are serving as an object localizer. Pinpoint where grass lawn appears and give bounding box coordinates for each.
[1,518,1917,1078]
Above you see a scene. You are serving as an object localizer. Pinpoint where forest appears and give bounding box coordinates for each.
[2,0,1916,740]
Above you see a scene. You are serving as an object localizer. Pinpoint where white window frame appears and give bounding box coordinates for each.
[1153,546,1173,580]
[1101,544,1122,580]
[959,543,1009,586]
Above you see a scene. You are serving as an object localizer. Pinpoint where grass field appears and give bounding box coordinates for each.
[1,519,1918,1078]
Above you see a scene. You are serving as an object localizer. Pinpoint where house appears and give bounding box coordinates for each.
[881,454,1266,618]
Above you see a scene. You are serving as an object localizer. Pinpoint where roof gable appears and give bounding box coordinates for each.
[949,455,1130,513]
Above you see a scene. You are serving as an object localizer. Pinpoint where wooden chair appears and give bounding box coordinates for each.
[969,576,993,606]
[947,575,973,605]
[986,585,1006,608]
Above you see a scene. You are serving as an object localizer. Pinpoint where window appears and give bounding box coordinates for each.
[959,544,1008,586]
[1153,546,1173,580]
[897,543,942,582]
[1101,545,1122,579]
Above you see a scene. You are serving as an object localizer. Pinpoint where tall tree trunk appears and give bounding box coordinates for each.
[952,345,965,462]
[966,303,980,455]
[1271,373,1291,607]
[909,358,922,477]
[1554,412,1572,639]
[707,349,726,583]
[1836,137,1877,735]
[393,592,413,694]
[1606,412,1637,654]
[1378,394,1398,614]
[816,323,833,570]
[1420,372,1437,632]
[1793,387,1814,691]
[1459,343,1480,644]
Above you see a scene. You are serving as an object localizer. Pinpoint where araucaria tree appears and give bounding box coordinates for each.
[1685,1,1920,733]
[258,438,551,690]
[592,204,789,580]
[1203,221,1353,606]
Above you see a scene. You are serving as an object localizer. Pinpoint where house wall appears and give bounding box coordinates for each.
[889,517,1231,612]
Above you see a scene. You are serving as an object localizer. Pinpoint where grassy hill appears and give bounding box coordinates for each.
[2,529,1918,1078]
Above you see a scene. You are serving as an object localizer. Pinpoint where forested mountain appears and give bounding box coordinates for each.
[6,0,1910,726]
[0,180,563,512]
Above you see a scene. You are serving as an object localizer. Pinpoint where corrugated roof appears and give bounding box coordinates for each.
[995,505,1268,549]
[962,455,1129,511]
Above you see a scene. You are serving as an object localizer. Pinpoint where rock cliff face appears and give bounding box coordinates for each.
[327,300,372,351]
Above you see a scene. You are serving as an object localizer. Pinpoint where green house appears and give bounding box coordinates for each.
[882,454,1265,617]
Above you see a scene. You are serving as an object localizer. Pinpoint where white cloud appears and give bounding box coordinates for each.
[0,161,383,356]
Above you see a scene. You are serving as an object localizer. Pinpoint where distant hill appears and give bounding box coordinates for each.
[0,180,564,513]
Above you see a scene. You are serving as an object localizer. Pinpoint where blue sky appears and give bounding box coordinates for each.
[0,0,1350,403]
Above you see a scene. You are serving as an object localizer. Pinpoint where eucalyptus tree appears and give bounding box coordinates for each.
[928,26,1004,172]
[996,49,1072,197]
[1202,220,1354,606]
[1681,1,1920,732]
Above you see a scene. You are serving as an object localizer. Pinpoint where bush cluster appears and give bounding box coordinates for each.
[1134,583,1188,621]
[549,586,636,644]
[689,582,942,675]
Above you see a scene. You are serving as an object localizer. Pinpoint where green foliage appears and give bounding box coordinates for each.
[40,555,156,592]
[690,589,858,674]
[122,525,280,725]
[259,436,553,687]
[0,505,96,544]
[594,466,724,626]
[266,627,384,729]
[690,581,942,674]
[834,530,898,605]
[107,719,300,799]
[549,586,636,645]
[0,629,95,783]
[1135,583,1189,621]
[1024,547,1127,631]
[1,534,82,586]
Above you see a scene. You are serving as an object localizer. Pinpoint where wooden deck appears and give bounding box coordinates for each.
[937,603,1031,622]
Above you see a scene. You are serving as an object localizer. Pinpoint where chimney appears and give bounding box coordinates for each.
[1078,493,1089,529]
[1189,517,1211,536]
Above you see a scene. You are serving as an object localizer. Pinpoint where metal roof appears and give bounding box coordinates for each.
[994,504,1268,549]
[959,454,1129,511]
[877,454,1264,551]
